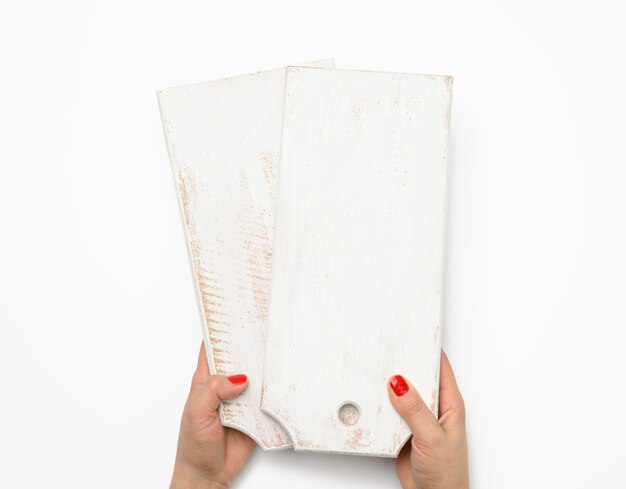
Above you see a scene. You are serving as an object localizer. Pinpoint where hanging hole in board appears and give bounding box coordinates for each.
[338,402,360,426]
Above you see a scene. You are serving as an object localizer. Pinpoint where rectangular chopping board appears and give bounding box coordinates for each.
[261,67,453,457]
[157,59,335,450]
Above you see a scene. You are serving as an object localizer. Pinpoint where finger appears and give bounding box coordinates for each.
[388,374,441,443]
[191,341,211,390]
[439,351,465,418]
[193,374,249,414]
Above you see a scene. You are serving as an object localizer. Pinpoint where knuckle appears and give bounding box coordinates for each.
[415,427,443,448]
[204,376,220,391]
[403,394,425,415]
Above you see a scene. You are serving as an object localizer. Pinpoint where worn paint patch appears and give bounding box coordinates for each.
[158,60,336,451]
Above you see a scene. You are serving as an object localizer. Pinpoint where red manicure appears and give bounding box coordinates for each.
[227,374,247,385]
[390,375,409,396]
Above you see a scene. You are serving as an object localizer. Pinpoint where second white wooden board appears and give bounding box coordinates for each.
[262,67,453,457]
[157,59,335,450]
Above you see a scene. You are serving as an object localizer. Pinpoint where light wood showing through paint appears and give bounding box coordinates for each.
[158,59,335,451]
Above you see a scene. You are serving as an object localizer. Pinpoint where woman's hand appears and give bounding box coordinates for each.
[388,351,469,489]
[170,343,256,489]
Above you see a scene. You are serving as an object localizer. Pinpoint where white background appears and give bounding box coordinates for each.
[1,1,625,487]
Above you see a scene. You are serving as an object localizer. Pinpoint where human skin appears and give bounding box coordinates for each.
[170,343,255,489]
[170,345,468,489]
[389,351,469,489]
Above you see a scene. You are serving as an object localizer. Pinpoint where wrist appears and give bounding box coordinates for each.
[170,463,228,489]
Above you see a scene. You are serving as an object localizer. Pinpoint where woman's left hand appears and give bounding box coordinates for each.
[170,342,256,489]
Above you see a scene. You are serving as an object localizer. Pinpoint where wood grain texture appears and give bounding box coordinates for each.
[262,67,453,457]
[157,60,335,450]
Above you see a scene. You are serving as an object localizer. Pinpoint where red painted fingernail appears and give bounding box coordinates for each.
[227,374,247,385]
[390,375,410,397]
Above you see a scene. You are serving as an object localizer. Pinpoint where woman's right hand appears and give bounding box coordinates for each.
[388,351,469,489]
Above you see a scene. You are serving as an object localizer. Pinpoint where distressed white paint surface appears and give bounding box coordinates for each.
[157,59,335,450]
[262,67,453,457]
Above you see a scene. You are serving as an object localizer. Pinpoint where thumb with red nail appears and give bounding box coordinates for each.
[388,351,469,489]
[170,342,255,489]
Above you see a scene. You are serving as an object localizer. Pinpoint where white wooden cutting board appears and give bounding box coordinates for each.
[157,59,335,450]
[262,67,453,457]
